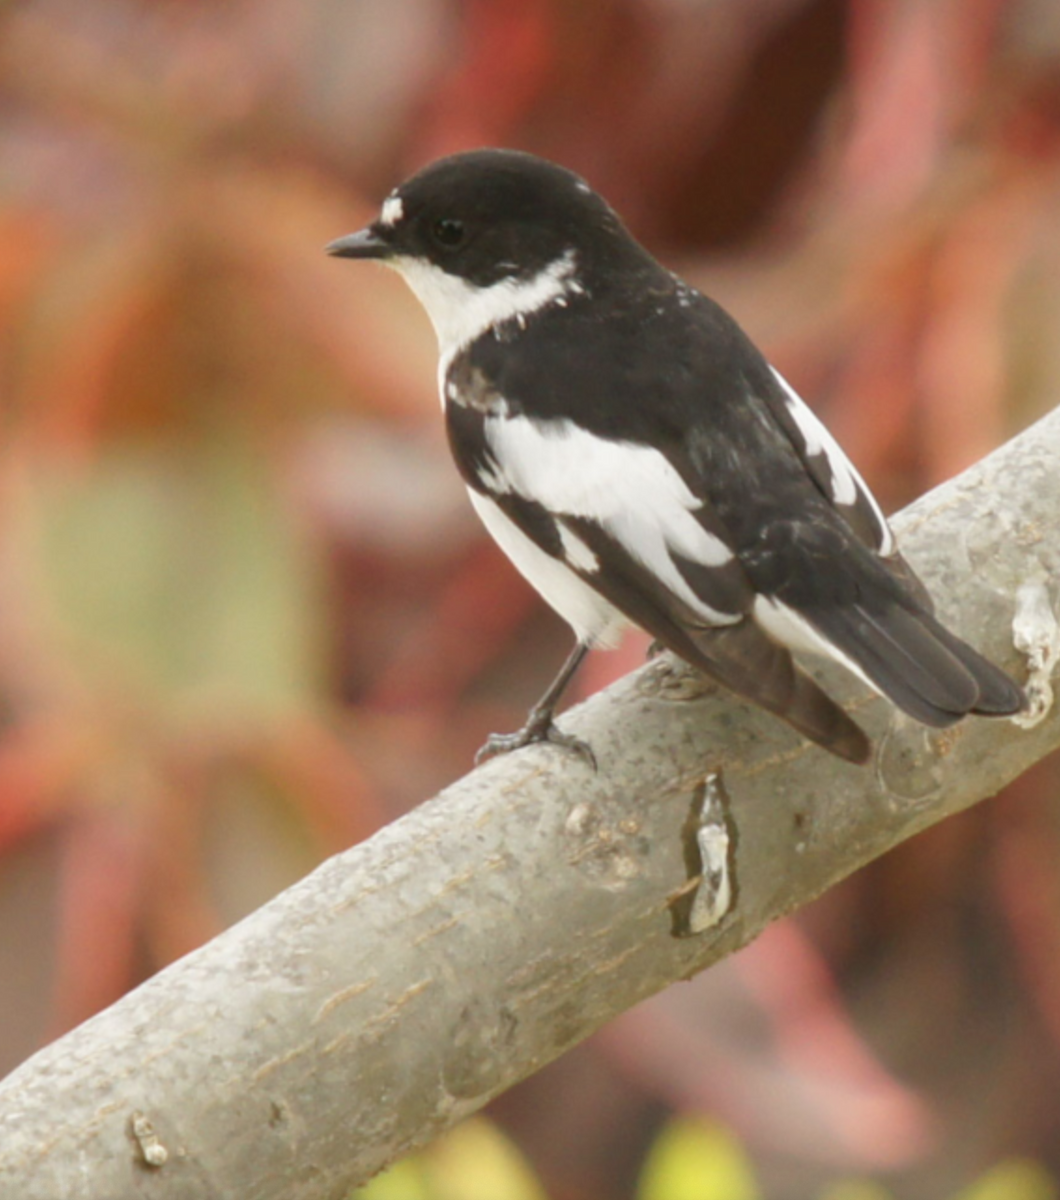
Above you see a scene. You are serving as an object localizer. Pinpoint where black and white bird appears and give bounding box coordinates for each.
[327,149,1024,766]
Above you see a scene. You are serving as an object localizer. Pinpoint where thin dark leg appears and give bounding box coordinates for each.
[476,640,596,769]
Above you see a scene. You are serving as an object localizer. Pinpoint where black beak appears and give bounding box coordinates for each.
[325,227,392,260]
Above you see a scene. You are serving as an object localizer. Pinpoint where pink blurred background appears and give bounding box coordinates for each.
[1,1,1060,1195]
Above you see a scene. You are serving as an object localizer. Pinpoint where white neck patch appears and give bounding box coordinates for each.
[388,250,584,378]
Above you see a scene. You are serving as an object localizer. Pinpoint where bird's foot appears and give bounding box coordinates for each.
[645,638,666,660]
[475,713,597,770]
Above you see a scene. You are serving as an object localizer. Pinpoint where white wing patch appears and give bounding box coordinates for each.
[556,521,600,573]
[483,415,739,626]
[468,490,623,646]
[770,368,895,556]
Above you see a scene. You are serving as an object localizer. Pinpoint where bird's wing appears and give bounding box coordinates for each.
[760,368,934,608]
[447,395,872,762]
[725,371,1022,722]
[762,368,895,554]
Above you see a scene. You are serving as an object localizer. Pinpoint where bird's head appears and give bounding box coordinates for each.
[327,149,642,353]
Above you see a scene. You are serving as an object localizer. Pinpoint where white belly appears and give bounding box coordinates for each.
[467,490,625,647]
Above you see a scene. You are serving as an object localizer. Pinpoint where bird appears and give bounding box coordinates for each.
[326,148,1025,767]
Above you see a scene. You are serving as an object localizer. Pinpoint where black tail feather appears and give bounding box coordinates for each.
[805,600,1025,727]
[917,610,1026,716]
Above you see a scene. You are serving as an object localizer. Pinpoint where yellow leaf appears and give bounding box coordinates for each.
[953,1160,1057,1200]
[353,1157,432,1200]
[636,1116,760,1200]
[426,1118,548,1200]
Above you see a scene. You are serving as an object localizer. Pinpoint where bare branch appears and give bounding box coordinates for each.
[2,408,1059,1200]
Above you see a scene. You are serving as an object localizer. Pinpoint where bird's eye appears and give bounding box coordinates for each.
[432,218,466,247]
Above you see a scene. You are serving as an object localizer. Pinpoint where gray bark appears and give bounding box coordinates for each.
[1,408,1059,1200]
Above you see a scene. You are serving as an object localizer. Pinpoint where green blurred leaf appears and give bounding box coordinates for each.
[953,1160,1058,1200]
[636,1116,760,1200]
[31,436,321,713]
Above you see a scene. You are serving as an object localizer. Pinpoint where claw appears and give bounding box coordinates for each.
[475,718,597,770]
[474,639,597,769]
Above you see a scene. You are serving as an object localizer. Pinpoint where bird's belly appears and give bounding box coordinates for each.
[467,490,625,647]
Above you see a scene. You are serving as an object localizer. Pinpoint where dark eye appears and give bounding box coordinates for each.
[432,218,465,247]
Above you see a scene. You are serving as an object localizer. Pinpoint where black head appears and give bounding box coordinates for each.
[327,149,640,287]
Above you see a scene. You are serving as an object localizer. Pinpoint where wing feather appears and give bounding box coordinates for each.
[465,403,871,762]
[761,368,938,608]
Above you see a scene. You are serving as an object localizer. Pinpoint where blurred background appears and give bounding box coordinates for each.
[1,1,1059,1197]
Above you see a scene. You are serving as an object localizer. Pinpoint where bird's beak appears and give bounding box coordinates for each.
[325,226,392,260]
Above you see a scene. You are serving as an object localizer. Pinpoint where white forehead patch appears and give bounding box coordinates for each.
[380,194,404,227]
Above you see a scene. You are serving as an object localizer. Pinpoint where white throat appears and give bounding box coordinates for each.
[388,250,584,377]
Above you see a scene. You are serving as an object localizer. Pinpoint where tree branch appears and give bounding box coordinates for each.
[2,409,1059,1200]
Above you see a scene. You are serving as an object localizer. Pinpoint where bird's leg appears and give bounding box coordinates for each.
[476,639,596,769]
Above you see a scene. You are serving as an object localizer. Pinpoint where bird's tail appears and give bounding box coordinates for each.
[803,600,1025,728]
[674,622,872,764]
[763,666,872,764]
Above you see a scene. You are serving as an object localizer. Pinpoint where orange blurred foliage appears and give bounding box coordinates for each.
[1,1,1060,1196]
